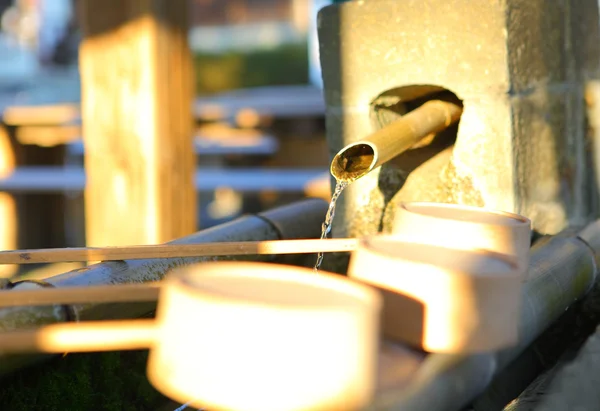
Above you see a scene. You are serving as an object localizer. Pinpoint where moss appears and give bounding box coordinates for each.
[193,43,309,95]
[0,350,168,410]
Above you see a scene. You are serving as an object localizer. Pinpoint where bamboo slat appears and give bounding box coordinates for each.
[0,283,161,308]
[0,238,358,265]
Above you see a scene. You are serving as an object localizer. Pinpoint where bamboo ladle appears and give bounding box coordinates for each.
[0,261,382,411]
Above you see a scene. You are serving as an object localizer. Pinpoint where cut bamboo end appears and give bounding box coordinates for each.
[330,100,463,182]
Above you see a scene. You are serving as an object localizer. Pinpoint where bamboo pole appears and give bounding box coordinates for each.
[0,238,359,265]
[0,283,161,308]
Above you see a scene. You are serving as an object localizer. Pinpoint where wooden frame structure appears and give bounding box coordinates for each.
[78,0,197,247]
[0,0,198,275]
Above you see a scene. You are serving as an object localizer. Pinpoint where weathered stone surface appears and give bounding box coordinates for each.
[319,0,510,106]
[512,328,600,410]
[569,0,600,81]
[318,0,600,242]
[505,0,568,91]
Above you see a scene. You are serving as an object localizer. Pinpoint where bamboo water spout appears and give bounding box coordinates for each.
[330,100,463,182]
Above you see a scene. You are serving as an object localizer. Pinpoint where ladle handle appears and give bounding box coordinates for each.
[0,319,156,354]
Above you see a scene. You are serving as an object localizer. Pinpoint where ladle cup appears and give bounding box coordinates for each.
[147,261,382,411]
[0,262,382,411]
[392,202,532,278]
[348,237,522,353]
[148,262,381,411]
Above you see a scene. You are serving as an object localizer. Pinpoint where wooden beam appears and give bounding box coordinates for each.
[2,104,80,127]
[79,0,197,246]
[15,125,81,147]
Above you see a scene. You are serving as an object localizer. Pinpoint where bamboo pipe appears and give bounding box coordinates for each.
[0,238,359,265]
[330,100,463,182]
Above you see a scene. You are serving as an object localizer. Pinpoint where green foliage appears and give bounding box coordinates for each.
[0,351,167,411]
[193,42,309,95]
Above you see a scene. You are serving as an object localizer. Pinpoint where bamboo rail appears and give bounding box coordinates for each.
[0,283,161,308]
[0,238,359,265]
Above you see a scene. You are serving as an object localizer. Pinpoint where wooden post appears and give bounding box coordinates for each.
[78,0,197,247]
[0,126,17,278]
[0,125,68,277]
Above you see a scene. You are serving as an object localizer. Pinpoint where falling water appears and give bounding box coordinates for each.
[314,180,348,271]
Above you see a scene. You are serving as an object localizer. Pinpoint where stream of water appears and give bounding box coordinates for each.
[314,180,348,271]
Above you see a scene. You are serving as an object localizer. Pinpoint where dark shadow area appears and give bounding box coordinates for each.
[470,280,600,410]
[314,2,350,275]
[0,308,167,411]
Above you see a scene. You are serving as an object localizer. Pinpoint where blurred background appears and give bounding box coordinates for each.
[0,0,337,272]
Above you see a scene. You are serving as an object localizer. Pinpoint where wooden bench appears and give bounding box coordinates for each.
[193,85,326,123]
[0,166,329,193]
[1,84,325,133]
[0,165,331,249]
[0,84,326,263]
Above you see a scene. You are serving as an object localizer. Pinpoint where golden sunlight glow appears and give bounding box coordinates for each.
[0,127,17,278]
[304,172,332,202]
[0,192,17,278]
[348,238,522,353]
[31,320,157,353]
[147,261,382,411]
[392,202,531,276]
[3,104,80,127]
[235,108,261,128]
